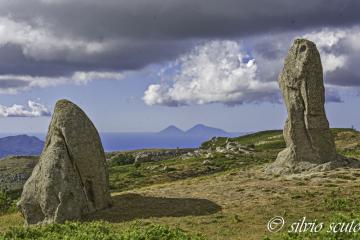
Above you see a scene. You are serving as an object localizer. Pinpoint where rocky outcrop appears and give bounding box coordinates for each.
[183,139,254,160]
[266,39,357,174]
[18,99,111,225]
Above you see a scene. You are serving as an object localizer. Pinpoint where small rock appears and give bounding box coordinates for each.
[202,160,212,165]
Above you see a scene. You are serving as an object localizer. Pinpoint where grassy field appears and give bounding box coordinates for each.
[0,128,360,239]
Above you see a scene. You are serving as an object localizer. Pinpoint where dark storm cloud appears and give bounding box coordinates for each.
[0,0,359,77]
[2,0,359,39]
[0,79,29,89]
[252,42,284,60]
[0,44,78,77]
[0,41,191,78]
[326,69,360,87]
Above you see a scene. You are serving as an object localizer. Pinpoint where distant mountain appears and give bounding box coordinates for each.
[158,124,231,138]
[158,125,184,136]
[186,124,229,137]
[0,135,44,159]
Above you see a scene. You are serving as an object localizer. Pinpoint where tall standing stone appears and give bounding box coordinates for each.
[267,39,337,174]
[18,99,111,225]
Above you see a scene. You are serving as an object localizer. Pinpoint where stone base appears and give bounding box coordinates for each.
[265,154,360,175]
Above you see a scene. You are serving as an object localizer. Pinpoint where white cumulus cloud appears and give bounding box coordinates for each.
[71,71,124,85]
[301,27,360,88]
[303,28,348,73]
[303,29,346,49]
[0,100,51,117]
[143,41,278,106]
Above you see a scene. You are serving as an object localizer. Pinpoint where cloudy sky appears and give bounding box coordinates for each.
[0,0,359,133]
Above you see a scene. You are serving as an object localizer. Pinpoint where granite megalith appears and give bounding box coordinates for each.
[18,99,111,225]
[266,39,352,174]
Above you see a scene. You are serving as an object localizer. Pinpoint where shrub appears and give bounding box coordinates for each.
[122,223,205,240]
[0,221,205,240]
[0,190,17,215]
[109,153,135,166]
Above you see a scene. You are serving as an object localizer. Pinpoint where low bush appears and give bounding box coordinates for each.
[108,153,135,166]
[0,190,17,215]
[0,221,205,240]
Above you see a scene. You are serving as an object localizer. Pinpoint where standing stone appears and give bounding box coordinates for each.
[18,99,111,225]
[267,39,338,174]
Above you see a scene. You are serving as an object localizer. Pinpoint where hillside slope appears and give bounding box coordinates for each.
[0,156,38,196]
[0,128,359,239]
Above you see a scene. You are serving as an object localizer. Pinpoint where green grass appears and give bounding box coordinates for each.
[200,130,287,152]
[108,149,276,192]
[0,221,205,240]
[322,190,360,212]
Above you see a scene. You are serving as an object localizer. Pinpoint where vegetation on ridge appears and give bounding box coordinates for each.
[0,128,359,239]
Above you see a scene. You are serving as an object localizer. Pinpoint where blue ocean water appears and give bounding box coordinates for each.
[99,133,219,151]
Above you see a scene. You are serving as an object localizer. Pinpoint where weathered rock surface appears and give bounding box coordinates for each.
[266,39,357,174]
[182,140,254,161]
[18,99,111,225]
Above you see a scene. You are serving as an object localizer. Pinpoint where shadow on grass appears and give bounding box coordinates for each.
[83,193,222,222]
